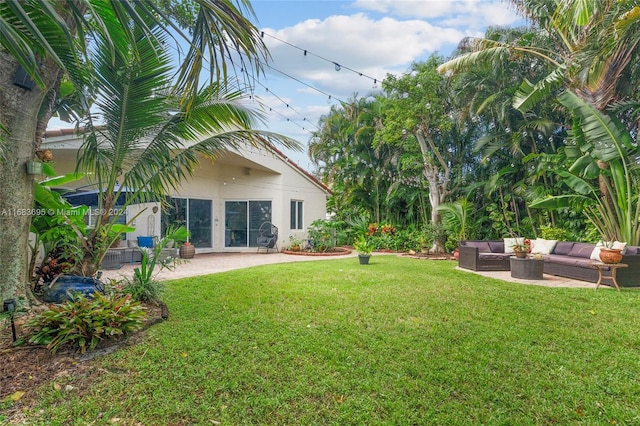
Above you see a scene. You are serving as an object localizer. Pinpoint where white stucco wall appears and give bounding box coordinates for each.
[42,132,329,253]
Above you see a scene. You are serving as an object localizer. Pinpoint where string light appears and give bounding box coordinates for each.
[170,30,379,138]
[259,60,345,104]
[243,69,321,132]
[260,32,382,84]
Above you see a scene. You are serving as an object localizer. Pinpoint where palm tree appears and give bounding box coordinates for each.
[0,0,272,301]
[72,14,298,276]
[439,0,640,243]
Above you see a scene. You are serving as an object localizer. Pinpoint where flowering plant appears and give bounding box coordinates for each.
[354,235,374,256]
[512,238,531,253]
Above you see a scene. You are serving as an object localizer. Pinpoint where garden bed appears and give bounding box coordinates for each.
[402,252,456,260]
[0,303,165,410]
[281,246,352,256]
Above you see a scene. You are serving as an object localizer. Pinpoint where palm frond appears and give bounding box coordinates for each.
[558,90,634,163]
[172,0,268,107]
[513,66,566,112]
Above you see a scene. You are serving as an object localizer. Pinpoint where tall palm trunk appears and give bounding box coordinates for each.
[0,53,61,302]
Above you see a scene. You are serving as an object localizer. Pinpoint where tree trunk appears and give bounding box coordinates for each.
[415,131,449,253]
[0,53,61,302]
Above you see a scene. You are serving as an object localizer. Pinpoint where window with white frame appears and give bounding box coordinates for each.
[290,200,303,230]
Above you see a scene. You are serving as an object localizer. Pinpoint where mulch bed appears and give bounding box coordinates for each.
[0,303,165,420]
[402,252,456,260]
[281,246,352,256]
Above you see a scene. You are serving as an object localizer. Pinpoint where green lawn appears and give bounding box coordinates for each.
[25,256,640,424]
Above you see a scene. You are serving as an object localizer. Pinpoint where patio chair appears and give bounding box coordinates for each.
[257,222,279,253]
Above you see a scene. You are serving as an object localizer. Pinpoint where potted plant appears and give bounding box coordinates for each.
[179,241,195,259]
[511,238,530,258]
[354,235,374,265]
[287,235,303,252]
[596,235,625,264]
[505,237,531,259]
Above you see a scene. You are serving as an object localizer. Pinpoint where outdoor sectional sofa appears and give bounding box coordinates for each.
[458,240,640,288]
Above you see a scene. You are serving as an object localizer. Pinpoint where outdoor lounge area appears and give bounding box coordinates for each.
[458,239,640,287]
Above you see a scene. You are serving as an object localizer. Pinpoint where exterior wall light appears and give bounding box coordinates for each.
[3,298,17,342]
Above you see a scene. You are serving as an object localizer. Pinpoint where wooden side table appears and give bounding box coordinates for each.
[510,257,544,280]
[592,262,628,291]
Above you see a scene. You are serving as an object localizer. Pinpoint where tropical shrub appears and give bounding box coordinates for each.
[353,235,374,256]
[120,226,187,304]
[27,293,145,353]
[307,219,337,252]
[538,225,572,242]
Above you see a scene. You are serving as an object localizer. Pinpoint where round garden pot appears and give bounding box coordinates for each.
[599,248,623,264]
[514,250,528,259]
[179,243,196,259]
[358,255,371,265]
[43,275,105,303]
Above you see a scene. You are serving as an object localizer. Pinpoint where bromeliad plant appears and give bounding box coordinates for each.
[27,292,145,353]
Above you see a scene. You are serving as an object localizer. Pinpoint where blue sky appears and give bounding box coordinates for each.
[47,1,522,170]
[245,0,522,168]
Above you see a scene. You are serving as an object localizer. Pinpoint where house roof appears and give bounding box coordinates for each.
[43,128,331,195]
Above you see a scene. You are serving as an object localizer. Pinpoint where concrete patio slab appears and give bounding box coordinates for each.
[101,251,611,290]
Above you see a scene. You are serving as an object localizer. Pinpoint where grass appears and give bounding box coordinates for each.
[22,256,640,424]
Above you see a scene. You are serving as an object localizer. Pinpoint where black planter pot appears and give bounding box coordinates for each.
[42,275,105,303]
[358,255,371,265]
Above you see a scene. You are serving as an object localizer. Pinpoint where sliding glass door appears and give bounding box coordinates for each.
[225,200,272,248]
[162,197,212,248]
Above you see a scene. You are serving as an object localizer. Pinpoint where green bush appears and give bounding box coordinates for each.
[307,219,337,252]
[27,293,146,353]
[120,274,165,304]
[539,224,573,241]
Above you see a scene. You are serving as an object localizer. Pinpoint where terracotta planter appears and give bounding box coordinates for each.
[514,250,527,259]
[599,248,623,264]
[179,243,195,259]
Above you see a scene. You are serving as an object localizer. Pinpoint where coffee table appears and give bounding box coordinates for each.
[510,256,544,280]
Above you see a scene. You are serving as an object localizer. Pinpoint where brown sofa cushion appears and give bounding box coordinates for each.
[488,241,505,253]
[567,243,595,259]
[553,242,574,255]
[479,253,511,260]
[626,246,640,255]
[545,255,597,269]
[464,241,491,252]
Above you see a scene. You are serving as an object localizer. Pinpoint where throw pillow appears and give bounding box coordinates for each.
[568,242,596,258]
[590,241,628,260]
[464,241,491,252]
[553,242,574,255]
[137,236,154,248]
[531,238,558,255]
[504,237,525,254]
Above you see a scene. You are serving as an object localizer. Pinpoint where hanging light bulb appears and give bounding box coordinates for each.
[334,63,341,72]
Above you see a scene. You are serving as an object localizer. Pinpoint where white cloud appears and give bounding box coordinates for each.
[261,12,470,99]
[255,0,524,164]
[352,0,521,28]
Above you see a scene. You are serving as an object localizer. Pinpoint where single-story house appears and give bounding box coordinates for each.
[42,129,330,254]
